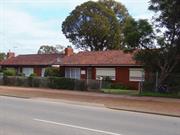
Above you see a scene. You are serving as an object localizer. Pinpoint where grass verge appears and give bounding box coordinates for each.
[139,91,180,98]
[101,89,138,95]
[101,88,180,99]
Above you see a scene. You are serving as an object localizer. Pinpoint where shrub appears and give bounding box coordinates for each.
[0,69,3,72]
[103,76,112,82]
[1,76,88,91]
[3,68,16,76]
[74,79,87,91]
[110,83,129,90]
[31,77,41,87]
[142,81,155,92]
[29,73,37,77]
[3,76,14,85]
[48,77,75,90]
[44,67,60,77]
[17,73,25,76]
[165,74,180,94]
[0,72,3,77]
[15,76,28,86]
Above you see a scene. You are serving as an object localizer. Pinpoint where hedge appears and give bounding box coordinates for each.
[2,76,88,91]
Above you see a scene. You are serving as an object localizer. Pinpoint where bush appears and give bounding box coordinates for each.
[1,76,88,91]
[29,73,37,77]
[0,72,3,77]
[3,68,16,76]
[44,67,60,77]
[74,79,87,91]
[17,73,25,76]
[48,77,75,90]
[110,83,129,90]
[15,77,28,86]
[142,81,155,92]
[103,76,112,82]
[165,74,180,94]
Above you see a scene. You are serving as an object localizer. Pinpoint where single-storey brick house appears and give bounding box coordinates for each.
[0,48,145,89]
[0,52,64,77]
[58,47,145,89]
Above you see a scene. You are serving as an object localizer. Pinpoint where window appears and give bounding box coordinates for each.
[41,68,46,77]
[65,68,71,78]
[22,68,34,77]
[65,68,80,79]
[96,68,115,80]
[129,68,144,82]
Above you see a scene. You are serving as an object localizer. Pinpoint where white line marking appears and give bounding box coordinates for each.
[34,118,122,135]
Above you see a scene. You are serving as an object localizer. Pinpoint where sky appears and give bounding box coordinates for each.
[0,0,153,54]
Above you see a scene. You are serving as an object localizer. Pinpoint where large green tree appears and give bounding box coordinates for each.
[99,0,129,25]
[62,1,123,51]
[123,18,154,49]
[134,0,180,86]
[37,45,64,54]
[0,52,6,61]
[99,0,136,49]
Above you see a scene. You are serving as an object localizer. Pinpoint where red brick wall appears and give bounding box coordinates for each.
[80,67,87,79]
[92,67,96,79]
[116,67,139,89]
[62,66,140,90]
[34,67,42,76]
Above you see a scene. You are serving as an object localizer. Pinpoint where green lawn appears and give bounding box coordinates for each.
[139,91,180,98]
[101,88,180,98]
[101,89,138,95]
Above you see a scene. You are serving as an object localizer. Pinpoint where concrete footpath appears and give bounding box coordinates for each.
[0,86,180,117]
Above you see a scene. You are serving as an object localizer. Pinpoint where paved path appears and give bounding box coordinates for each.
[0,96,180,135]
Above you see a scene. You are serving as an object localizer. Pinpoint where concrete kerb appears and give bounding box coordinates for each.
[2,94,179,118]
[107,107,180,118]
[26,96,180,118]
[35,97,180,118]
[0,94,30,99]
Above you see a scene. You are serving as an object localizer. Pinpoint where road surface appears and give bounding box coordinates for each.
[0,96,180,135]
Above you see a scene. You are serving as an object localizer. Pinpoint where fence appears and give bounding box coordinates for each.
[141,73,180,93]
[0,73,3,85]
[0,76,109,91]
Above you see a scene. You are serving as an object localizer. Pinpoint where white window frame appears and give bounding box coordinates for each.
[41,68,46,77]
[96,68,115,80]
[129,68,145,82]
[22,67,34,77]
[65,68,80,79]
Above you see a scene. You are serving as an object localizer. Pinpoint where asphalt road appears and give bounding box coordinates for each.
[0,96,180,135]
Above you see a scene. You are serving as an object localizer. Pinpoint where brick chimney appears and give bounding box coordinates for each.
[65,46,73,56]
[7,51,15,59]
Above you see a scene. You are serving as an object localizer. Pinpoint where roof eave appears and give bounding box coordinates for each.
[60,64,142,67]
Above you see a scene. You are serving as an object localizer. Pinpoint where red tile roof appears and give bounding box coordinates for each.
[0,54,64,66]
[59,50,141,66]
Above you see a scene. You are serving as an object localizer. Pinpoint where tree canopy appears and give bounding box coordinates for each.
[62,1,134,51]
[99,0,130,27]
[134,0,180,85]
[37,45,64,54]
[0,52,6,61]
[123,19,154,49]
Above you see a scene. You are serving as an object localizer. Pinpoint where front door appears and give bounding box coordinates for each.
[87,68,92,79]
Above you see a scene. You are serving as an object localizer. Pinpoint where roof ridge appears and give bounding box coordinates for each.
[78,50,125,53]
[18,53,63,56]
